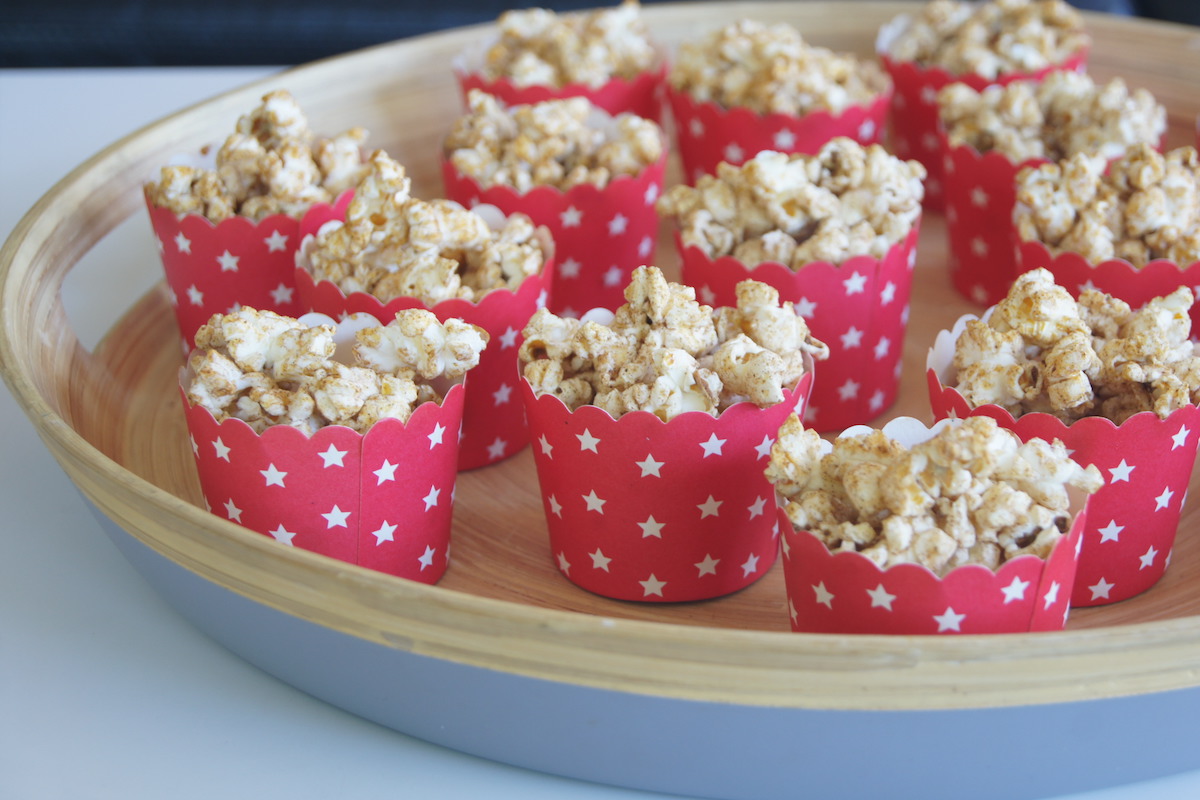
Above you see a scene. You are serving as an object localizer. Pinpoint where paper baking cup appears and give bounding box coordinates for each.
[455,63,667,123]
[180,380,465,584]
[927,313,1200,606]
[145,190,352,351]
[1018,241,1200,338]
[441,155,664,319]
[779,416,1088,634]
[519,369,814,602]
[677,224,919,433]
[665,86,890,185]
[876,11,1087,209]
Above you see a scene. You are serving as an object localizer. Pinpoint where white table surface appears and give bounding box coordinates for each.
[4,65,1200,800]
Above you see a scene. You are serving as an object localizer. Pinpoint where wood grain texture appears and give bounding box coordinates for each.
[5,3,1200,712]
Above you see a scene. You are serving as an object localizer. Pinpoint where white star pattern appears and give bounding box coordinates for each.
[1043,582,1061,609]
[269,524,296,545]
[187,285,204,306]
[269,283,294,305]
[548,495,563,517]
[699,285,716,305]
[933,607,966,632]
[695,554,720,577]
[577,429,601,453]
[603,266,624,287]
[788,298,815,320]
[260,463,287,487]
[635,454,663,477]
[590,549,612,571]
[920,85,938,105]
[970,285,990,305]
[840,326,864,349]
[638,515,664,538]
[608,213,628,236]
[264,230,289,252]
[740,553,760,577]
[583,490,606,513]
[1155,486,1175,511]
[644,183,659,205]
[223,499,243,522]
[370,521,397,545]
[216,250,240,272]
[868,390,886,412]
[1001,576,1034,603]
[557,552,571,574]
[754,435,774,460]
[1097,520,1124,543]
[422,486,442,511]
[697,495,722,519]
[689,118,705,138]
[843,272,867,295]
[838,379,860,401]
[492,383,513,406]
[558,258,581,279]
[539,435,554,458]
[322,505,351,528]
[921,132,940,151]
[970,187,989,208]
[499,327,519,348]
[699,433,726,457]
[747,496,767,519]
[174,232,192,253]
[428,423,445,448]
[189,435,199,456]
[318,444,347,467]
[857,118,876,141]
[1108,459,1134,483]
[372,460,398,485]
[638,236,654,258]
[880,281,896,305]
[560,206,583,227]
[813,582,834,609]
[970,237,988,258]
[1089,577,1115,600]
[212,437,231,461]
[1140,546,1159,570]
[773,129,797,149]
[418,546,436,571]
[788,599,798,624]
[639,574,667,597]
[874,337,891,360]
[866,584,895,611]
[1172,426,1191,450]
[723,142,745,164]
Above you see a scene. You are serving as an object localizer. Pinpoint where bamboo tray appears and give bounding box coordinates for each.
[5,4,1200,799]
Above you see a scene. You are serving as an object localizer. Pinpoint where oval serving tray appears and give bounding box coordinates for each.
[5,4,1200,799]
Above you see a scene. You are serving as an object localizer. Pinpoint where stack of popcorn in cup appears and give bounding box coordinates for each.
[294,151,554,469]
[937,70,1166,307]
[441,90,666,317]
[180,306,488,583]
[927,268,1200,605]
[518,266,827,602]
[145,90,364,348]
[454,0,665,121]
[875,0,1089,209]
[657,140,926,432]
[667,19,891,184]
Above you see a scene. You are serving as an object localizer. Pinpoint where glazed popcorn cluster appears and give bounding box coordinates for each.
[295,151,547,304]
[767,415,1102,575]
[656,140,926,266]
[519,266,829,418]
[938,71,1166,162]
[883,0,1088,79]
[1015,144,1200,267]
[952,269,1200,423]
[480,0,657,88]
[185,307,488,433]
[146,90,369,223]
[669,19,889,115]
[445,90,664,192]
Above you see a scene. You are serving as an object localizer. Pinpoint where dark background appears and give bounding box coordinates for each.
[1,0,1195,68]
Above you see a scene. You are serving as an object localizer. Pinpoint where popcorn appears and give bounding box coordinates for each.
[519,266,828,419]
[481,0,657,89]
[883,0,1088,79]
[145,89,369,222]
[767,414,1102,575]
[295,150,548,305]
[445,90,665,192]
[185,307,487,433]
[669,19,887,115]
[656,140,925,265]
[950,268,1200,422]
[938,71,1166,162]
[1015,145,1200,267]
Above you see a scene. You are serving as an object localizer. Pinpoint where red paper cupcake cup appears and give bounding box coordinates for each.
[441,154,664,319]
[454,57,666,122]
[1018,240,1200,338]
[145,190,353,351]
[180,375,465,584]
[519,368,814,602]
[876,11,1087,210]
[927,313,1200,606]
[779,416,1088,634]
[665,85,890,185]
[677,224,919,433]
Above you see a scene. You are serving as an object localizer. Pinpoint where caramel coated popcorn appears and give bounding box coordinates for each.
[669,19,888,115]
[185,307,487,434]
[480,0,657,88]
[938,71,1166,162]
[882,0,1088,79]
[146,90,369,223]
[519,266,828,418]
[295,151,548,305]
[445,90,664,192]
[1015,145,1200,267]
[767,415,1101,575]
[656,140,925,266]
[951,268,1200,423]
